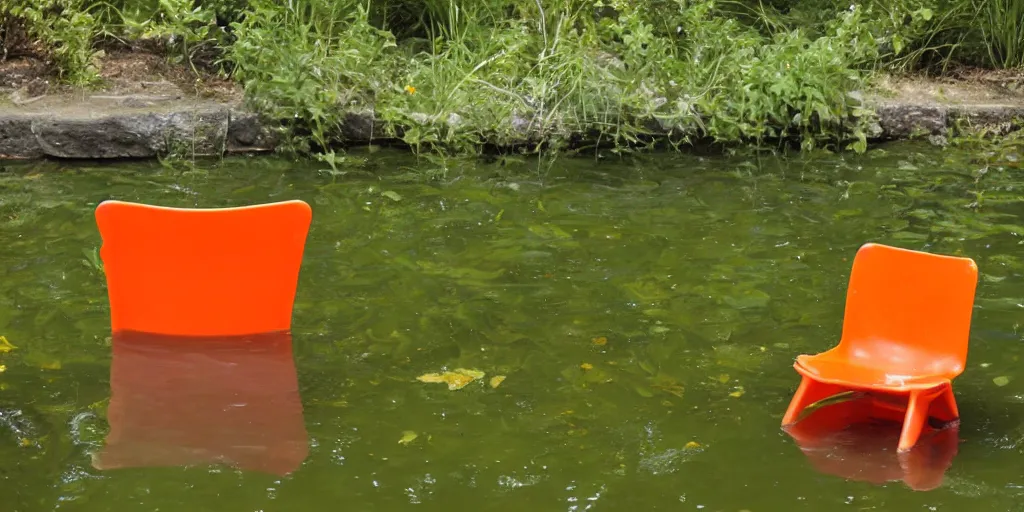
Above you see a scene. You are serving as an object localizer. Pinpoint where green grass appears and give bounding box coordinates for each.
[223,0,883,154]
[979,0,1024,69]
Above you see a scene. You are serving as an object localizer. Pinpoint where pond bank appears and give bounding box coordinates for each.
[1,74,1023,160]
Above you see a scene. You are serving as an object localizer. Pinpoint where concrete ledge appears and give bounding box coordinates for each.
[1,99,1023,159]
[0,115,42,159]
[872,101,1024,139]
[0,104,279,159]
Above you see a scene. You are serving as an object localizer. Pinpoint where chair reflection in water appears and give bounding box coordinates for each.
[92,200,313,476]
[784,393,960,491]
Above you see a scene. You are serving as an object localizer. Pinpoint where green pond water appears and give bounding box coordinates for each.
[2,143,1024,511]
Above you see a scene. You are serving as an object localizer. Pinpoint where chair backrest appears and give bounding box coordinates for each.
[95,200,312,336]
[838,243,978,377]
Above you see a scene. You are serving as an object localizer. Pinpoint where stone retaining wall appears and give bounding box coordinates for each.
[0,100,1021,159]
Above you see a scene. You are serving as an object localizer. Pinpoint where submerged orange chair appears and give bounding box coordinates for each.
[784,394,959,491]
[781,243,978,452]
[95,200,312,336]
[95,331,308,475]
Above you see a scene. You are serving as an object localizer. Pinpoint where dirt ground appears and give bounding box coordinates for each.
[0,50,242,114]
[870,68,1024,106]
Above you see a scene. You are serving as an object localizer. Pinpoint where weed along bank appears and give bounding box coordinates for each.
[2,0,1023,158]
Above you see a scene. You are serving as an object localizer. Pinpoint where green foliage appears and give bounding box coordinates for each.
[376,0,646,152]
[121,0,227,74]
[978,0,1024,69]
[654,1,879,150]
[2,0,106,85]
[223,0,887,154]
[0,0,1021,156]
[1,0,240,84]
[228,0,399,152]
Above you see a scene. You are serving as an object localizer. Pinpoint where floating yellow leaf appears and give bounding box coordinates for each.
[489,375,506,388]
[398,431,418,445]
[454,368,485,379]
[684,441,701,449]
[729,386,745,398]
[19,438,32,447]
[417,373,446,383]
[994,376,1011,387]
[592,336,608,346]
[417,368,485,390]
[0,336,16,353]
[716,374,730,384]
[417,372,472,390]
[0,365,5,373]
[580,363,594,371]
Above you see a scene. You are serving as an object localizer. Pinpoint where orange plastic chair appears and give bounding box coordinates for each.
[95,200,312,337]
[781,243,978,452]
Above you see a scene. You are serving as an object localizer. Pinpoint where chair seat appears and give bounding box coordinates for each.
[795,354,951,391]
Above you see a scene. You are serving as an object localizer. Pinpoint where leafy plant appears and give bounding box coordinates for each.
[229,0,398,152]
[2,0,105,85]
[121,0,225,74]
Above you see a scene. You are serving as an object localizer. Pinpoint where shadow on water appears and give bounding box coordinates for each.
[94,331,308,476]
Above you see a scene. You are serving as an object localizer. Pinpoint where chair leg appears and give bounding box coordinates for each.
[782,376,848,426]
[928,386,959,424]
[897,420,959,491]
[898,391,931,452]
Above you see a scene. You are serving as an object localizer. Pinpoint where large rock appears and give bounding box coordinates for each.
[872,102,948,138]
[948,104,1024,134]
[868,101,1024,139]
[226,109,278,152]
[0,106,286,159]
[29,108,229,158]
[340,109,385,141]
[0,115,43,159]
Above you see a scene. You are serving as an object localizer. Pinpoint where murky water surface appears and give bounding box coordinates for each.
[3,144,1024,511]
